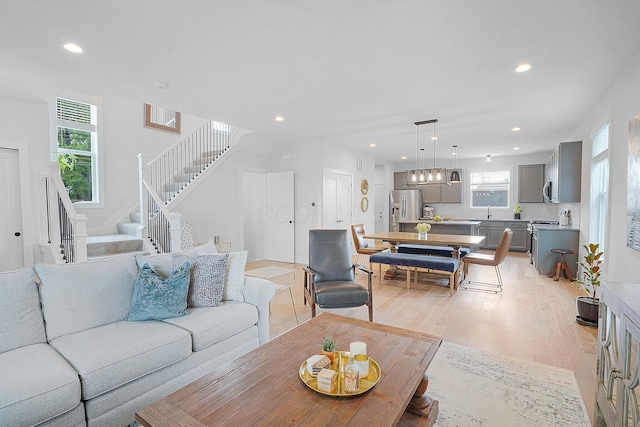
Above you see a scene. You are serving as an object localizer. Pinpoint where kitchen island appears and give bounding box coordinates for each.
[532,225,580,278]
[398,220,481,252]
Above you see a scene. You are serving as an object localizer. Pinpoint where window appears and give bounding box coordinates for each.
[590,123,609,254]
[470,170,511,208]
[56,97,99,203]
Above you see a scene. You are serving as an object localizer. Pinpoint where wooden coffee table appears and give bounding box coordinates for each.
[136,313,442,426]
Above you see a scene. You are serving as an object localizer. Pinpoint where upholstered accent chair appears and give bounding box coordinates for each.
[460,228,513,294]
[303,229,373,321]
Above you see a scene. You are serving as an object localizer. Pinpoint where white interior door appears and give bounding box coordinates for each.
[0,148,24,271]
[374,183,384,232]
[266,171,295,262]
[323,171,352,231]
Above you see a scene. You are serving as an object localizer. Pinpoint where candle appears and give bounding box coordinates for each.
[350,341,367,357]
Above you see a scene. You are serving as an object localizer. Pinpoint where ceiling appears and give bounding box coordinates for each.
[2,0,640,164]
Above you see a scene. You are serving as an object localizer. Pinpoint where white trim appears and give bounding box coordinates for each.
[0,141,34,267]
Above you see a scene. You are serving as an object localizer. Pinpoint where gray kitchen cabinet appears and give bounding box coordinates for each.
[394,172,408,189]
[421,185,441,203]
[518,164,545,203]
[545,141,582,203]
[596,282,640,426]
[478,220,527,252]
[532,226,579,277]
[440,181,463,203]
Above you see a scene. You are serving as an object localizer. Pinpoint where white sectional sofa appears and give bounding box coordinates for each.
[0,252,275,427]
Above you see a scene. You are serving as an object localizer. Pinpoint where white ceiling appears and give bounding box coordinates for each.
[2,0,640,164]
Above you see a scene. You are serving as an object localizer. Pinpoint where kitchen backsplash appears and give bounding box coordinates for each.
[427,202,581,226]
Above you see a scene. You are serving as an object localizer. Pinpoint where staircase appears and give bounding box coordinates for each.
[42,119,249,263]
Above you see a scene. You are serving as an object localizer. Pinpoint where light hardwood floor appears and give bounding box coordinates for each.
[247,251,598,425]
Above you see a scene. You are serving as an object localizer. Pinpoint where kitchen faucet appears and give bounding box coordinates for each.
[487,205,491,219]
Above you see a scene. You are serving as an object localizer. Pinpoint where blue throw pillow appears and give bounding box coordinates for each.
[127,262,191,321]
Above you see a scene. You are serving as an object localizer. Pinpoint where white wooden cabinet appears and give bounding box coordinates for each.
[596,281,640,426]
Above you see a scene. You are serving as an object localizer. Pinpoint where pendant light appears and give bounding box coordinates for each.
[450,145,461,183]
[403,118,450,185]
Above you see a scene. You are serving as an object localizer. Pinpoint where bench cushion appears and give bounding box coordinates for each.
[397,244,470,258]
[50,320,191,400]
[370,252,461,273]
[163,302,259,351]
[0,343,81,427]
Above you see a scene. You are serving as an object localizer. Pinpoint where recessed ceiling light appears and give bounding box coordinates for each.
[511,127,521,131]
[369,143,376,147]
[401,156,407,160]
[514,63,531,73]
[485,154,492,162]
[274,116,284,122]
[63,43,84,54]
[513,147,520,150]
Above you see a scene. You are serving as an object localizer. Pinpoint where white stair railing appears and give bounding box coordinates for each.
[136,120,249,253]
[41,165,88,263]
[146,120,234,205]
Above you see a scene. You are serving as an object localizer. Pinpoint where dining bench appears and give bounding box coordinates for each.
[397,244,470,258]
[369,251,463,295]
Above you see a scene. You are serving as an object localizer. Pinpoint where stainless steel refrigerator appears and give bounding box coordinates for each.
[389,190,423,232]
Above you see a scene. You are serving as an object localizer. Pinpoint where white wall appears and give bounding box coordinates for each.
[0,93,50,264]
[269,141,377,264]
[569,48,640,283]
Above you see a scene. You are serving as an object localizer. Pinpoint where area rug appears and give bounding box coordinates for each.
[427,342,591,426]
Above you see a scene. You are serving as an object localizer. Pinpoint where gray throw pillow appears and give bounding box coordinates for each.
[127,262,191,321]
[172,253,228,307]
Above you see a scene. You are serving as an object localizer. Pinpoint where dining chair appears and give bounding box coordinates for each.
[459,228,513,294]
[351,224,388,272]
[303,229,373,321]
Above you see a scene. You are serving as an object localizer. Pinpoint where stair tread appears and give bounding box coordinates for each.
[87,234,143,243]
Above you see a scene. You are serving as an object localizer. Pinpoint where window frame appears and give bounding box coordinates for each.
[468,168,512,210]
[51,92,104,208]
[589,120,610,260]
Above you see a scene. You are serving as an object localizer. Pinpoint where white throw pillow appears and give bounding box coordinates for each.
[223,251,248,301]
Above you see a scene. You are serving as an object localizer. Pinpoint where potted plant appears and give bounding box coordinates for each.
[321,337,337,363]
[513,203,523,219]
[574,243,603,326]
[415,223,431,238]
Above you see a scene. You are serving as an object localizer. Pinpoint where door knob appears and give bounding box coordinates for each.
[14,232,21,237]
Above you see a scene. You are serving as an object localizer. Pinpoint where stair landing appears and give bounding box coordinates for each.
[87,234,144,258]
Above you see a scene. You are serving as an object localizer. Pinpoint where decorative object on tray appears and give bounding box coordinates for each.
[306,354,331,376]
[344,356,360,393]
[299,351,381,397]
[574,242,603,326]
[415,223,431,239]
[349,341,368,378]
[321,336,337,363]
[513,203,523,219]
[317,368,337,393]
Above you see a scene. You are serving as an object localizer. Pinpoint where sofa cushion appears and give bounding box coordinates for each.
[0,343,81,427]
[224,250,248,301]
[0,266,46,353]
[135,240,219,278]
[127,262,191,321]
[163,301,259,351]
[172,253,228,307]
[35,254,139,341]
[50,320,192,400]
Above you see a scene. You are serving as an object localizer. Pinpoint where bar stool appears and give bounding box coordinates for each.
[547,249,574,281]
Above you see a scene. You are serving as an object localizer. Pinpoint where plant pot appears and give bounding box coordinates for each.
[576,296,599,327]
[418,232,427,239]
[514,213,521,219]
[322,349,336,364]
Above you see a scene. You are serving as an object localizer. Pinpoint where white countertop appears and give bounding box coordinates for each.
[398,220,481,225]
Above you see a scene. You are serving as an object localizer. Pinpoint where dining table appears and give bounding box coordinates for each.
[363,231,485,259]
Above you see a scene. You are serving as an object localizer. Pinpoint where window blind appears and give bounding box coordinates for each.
[592,123,609,162]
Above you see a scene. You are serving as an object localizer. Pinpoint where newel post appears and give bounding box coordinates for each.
[169,212,182,252]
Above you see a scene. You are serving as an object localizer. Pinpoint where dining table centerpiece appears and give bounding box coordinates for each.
[415,223,431,238]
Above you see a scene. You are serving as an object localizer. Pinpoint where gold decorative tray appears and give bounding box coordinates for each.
[299,351,381,397]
